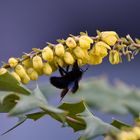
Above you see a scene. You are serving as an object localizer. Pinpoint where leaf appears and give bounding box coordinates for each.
[0,92,19,112]
[78,102,118,140]
[111,119,131,129]
[59,101,118,139]
[26,112,46,121]
[65,77,140,116]
[0,71,30,95]
[0,85,67,134]
[59,101,86,131]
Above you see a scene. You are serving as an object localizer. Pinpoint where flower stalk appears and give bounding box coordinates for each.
[1,30,140,84]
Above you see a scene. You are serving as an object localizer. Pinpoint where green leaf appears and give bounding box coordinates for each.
[0,71,30,95]
[111,119,131,129]
[78,102,118,140]
[59,101,118,139]
[1,86,67,134]
[65,77,140,116]
[26,112,46,121]
[59,101,86,131]
[0,92,19,112]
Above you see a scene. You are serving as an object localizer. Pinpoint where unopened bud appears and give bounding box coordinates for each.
[54,56,65,67]
[8,57,18,68]
[43,63,52,75]
[32,56,43,70]
[79,35,93,49]
[73,47,85,59]
[101,31,118,46]
[27,68,38,80]
[55,44,65,57]
[42,47,53,61]
[109,50,120,64]
[66,37,77,49]
[0,68,7,75]
[64,52,75,65]
[21,74,30,84]
[88,54,103,65]
[15,64,27,78]
[11,71,21,81]
[22,58,32,68]
[91,41,110,58]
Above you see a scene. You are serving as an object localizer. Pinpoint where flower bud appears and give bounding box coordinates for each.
[79,35,93,49]
[8,57,18,68]
[88,54,103,65]
[43,63,52,75]
[54,56,65,67]
[117,131,130,140]
[66,37,77,49]
[0,68,7,75]
[91,41,110,58]
[64,52,75,65]
[21,74,30,84]
[101,31,118,46]
[11,71,21,82]
[15,64,27,78]
[27,68,38,80]
[109,50,120,64]
[73,46,85,59]
[22,58,32,68]
[32,56,43,70]
[133,127,140,138]
[42,47,53,61]
[55,44,65,57]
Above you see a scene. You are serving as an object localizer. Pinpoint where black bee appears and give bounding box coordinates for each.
[50,61,88,101]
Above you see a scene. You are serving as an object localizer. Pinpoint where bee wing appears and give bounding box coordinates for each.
[50,76,69,89]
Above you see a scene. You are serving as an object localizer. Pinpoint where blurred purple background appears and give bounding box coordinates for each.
[0,0,140,140]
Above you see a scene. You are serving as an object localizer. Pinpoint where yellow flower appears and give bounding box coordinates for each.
[8,57,18,68]
[32,56,43,70]
[21,74,30,84]
[0,68,7,75]
[54,56,65,67]
[42,47,53,61]
[64,52,75,65]
[117,131,130,140]
[11,71,21,81]
[66,37,77,49]
[101,31,118,46]
[79,35,93,49]
[73,46,86,59]
[109,50,120,64]
[15,64,27,78]
[43,63,53,75]
[55,44,65,57]
[88,54,103,65]
[132,127,140,139]
[91,41,110,58]
[27,68,38,80]
[22,58,32,68]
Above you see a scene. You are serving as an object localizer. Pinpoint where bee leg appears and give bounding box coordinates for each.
[71,80,79,93]
[72,60,79,71]
[66,65,69,72]
[58,65,67,76]
[60,88,69,102]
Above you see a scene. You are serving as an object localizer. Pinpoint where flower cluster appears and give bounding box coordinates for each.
[1,31,140,84]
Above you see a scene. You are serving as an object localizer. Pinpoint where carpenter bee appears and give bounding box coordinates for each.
[50,61,88,101]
